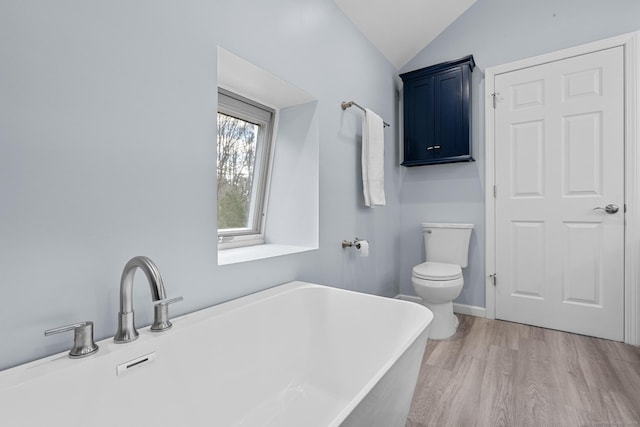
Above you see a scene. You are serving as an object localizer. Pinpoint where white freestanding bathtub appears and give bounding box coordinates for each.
[0,281,432,427]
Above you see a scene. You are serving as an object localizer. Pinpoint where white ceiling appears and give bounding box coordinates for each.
[334,0,477,69]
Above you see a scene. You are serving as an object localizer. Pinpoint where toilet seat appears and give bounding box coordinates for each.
[412,262,462,281]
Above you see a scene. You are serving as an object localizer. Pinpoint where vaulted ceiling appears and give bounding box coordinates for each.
[334,0,477,69]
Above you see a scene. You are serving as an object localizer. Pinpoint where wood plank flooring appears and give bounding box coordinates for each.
[407,315,640,427]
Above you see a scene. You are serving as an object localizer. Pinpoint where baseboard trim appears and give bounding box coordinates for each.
[394,294,487,318]
[452,303,486,318]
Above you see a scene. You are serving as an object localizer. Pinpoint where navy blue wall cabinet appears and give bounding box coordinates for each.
[400,55,475,166]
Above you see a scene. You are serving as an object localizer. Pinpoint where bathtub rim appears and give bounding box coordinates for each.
[0,281,433,427]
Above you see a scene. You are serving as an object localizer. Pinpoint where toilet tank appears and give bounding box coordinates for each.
[422,223,474,268]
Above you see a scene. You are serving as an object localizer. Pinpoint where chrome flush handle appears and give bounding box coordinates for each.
[593,204,619,214]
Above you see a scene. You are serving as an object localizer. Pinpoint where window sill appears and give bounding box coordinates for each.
[217,244,317,266]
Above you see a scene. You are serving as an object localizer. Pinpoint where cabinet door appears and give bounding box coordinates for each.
[401,56,474,166]
[403,76,435,164]
[434,67,466,159]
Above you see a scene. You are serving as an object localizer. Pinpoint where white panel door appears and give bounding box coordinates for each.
[494,46,624,341]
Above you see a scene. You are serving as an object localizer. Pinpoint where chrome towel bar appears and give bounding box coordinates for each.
[341,101,390,127]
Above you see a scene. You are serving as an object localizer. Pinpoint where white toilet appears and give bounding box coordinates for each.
[411,223,474,340]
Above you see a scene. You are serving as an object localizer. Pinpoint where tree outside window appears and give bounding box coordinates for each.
[217,113,258,230]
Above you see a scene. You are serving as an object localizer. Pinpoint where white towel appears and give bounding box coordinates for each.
[362,108,386,207]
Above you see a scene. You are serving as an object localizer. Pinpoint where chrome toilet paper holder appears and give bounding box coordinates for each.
[341,238,364,249]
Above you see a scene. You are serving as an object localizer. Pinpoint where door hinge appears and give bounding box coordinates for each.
[489,274,497,286]
[491,92,500,109]
[493,185,497,198]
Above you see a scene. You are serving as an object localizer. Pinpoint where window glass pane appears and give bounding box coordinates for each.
[217,112,259,230]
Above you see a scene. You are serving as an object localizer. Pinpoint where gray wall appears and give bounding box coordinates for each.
[0,0,401,370]
[5,0,639,371]
[397,0,640,306]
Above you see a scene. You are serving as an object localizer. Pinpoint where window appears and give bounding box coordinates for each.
[216,47,319,264]
[217,89,275,248]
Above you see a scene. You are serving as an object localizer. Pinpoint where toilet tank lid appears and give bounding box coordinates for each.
[421,222,474,229]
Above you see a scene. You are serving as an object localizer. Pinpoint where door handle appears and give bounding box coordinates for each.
[593,204,619,214]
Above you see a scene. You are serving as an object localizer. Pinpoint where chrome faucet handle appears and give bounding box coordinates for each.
[154,296,184,306]
[45,321,99,358]
[151,296,183,332]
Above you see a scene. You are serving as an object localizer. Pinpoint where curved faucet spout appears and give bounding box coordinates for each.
[114,256,168,343]
[119,256,166,313]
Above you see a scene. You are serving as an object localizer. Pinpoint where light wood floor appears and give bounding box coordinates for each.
[407,315,640,427]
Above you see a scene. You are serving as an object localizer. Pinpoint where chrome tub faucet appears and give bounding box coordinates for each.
[114,256,182,343]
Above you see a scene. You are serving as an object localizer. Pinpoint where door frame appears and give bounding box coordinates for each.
[485,32,640,345]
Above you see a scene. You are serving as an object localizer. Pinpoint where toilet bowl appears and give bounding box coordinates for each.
[411,223,473,340]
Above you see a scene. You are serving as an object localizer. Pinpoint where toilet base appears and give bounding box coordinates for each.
[422,301,459,340]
